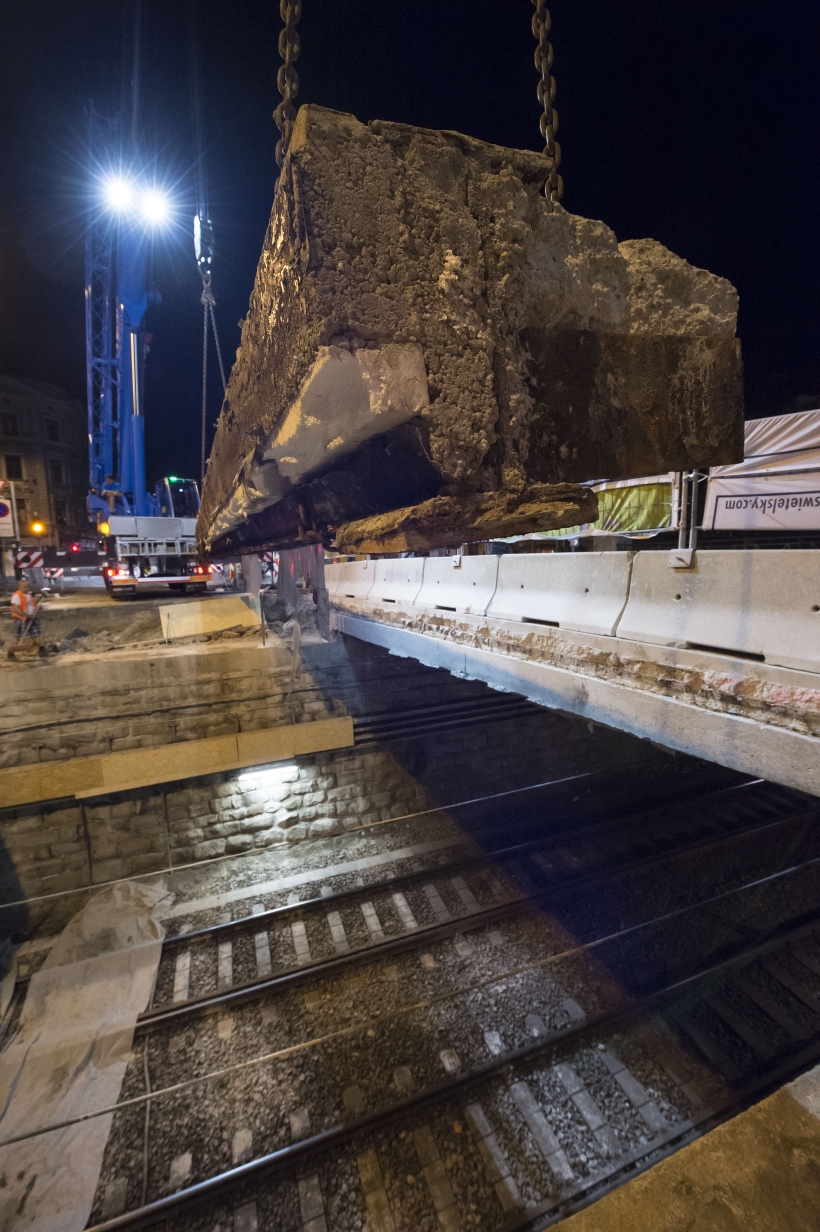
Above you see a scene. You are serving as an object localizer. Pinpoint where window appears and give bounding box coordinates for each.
[54,500,67,526]
[4,455,22,480]
[45,418,60,442]
[1,412,18,436]
[16,498,26,518]
[49,459,64,485]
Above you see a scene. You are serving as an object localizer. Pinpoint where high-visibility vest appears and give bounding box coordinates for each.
[11,590,36,619]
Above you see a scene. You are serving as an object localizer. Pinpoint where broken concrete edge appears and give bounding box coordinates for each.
[330,609,820,798]
[197,103,742,557]
[334,484,599,555]
[559,1065,820,1232]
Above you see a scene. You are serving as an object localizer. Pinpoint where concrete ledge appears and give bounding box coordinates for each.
[331,611,820,796]
[0,716,354,807]
[561,1065,820,1231]
[158,594,261,640]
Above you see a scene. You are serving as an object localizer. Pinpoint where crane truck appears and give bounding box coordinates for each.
[84,108,216,598]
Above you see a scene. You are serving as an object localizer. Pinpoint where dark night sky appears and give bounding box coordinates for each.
[1,1,819,486]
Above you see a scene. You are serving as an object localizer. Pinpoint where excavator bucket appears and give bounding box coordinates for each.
[197,105,742,556]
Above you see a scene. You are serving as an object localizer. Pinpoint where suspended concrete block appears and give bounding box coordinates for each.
[198,105,743,557]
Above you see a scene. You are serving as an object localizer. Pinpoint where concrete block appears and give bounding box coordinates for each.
[198,106,741,556]
[487,551,634,636]
[309,818,341,838]
[212,821,242,838]
[616,549,820,673]
[285,824,309,842]
[226,834,255,853]
[325,560,376,601]
[370,557,426,606]
[193,838,227,860]
[416,556,500,616]
[272,807,300,825]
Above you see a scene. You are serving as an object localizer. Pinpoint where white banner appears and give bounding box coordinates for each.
[705,473,820,530]
[704,408,820,530]
[0,497,14,537]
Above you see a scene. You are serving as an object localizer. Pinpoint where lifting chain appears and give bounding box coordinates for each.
[274,0,302,168]
[531,1,563,207]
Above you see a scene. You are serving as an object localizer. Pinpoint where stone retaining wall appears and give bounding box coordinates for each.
[1,704,646,933]
[0,642,331,768]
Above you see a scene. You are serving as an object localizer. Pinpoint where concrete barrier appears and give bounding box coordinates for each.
[325,560,375,600]
[616,549,820,672]
[370,558,426,606]
[415,555,499,615]
[488,552,634,637]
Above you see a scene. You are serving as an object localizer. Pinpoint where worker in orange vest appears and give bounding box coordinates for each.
[10,578,40,641]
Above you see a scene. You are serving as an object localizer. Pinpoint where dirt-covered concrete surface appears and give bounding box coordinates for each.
[560,1066,820,1232]
[198,104,743,556]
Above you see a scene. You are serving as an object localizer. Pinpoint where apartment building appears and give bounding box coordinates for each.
[0,375,88,547]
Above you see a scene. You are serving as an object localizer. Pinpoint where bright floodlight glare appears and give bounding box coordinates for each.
[141,187,171,226]
[238,763,296,789]
[103,176,133,212]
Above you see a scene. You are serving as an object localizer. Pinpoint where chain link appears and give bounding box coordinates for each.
[274,0,302,168]
[531,1,563,206]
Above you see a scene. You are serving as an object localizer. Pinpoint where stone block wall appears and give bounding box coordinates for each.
[0,708,647,935]
[0,632,663,941]
[0,642,334,769]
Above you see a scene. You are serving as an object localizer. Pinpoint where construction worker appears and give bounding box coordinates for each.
[10,578,40,641]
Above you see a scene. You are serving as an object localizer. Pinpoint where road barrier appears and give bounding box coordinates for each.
[415,555,500,615]
[616,549,820,673]
[487,552,634,637]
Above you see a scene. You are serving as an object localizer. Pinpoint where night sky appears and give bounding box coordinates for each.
[1,1,818,487]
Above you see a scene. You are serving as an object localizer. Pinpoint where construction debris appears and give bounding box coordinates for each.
[198,105,743,556]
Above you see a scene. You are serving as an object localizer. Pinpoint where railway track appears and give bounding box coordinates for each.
[138,775,810,1028]
[84,902,820,1231]
[5,769,820,1232]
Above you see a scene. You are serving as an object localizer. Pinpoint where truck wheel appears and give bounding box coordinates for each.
[189,583,207,595]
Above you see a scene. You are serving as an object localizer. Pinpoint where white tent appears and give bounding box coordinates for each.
[704,408,820,530]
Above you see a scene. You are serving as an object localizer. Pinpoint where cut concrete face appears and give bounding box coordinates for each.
[198,105,743,556]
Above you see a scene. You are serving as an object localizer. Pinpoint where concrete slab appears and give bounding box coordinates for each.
[158,594,261,640]
[561,1066,820,1232]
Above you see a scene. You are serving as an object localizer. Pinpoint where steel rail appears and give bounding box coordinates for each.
[516,1032,820,1231]
[160,776,767,951]
[138,795,818,1030]
[86,906,820,1231]
[0,760,667,904]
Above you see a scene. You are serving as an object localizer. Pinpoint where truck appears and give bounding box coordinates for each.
[101,477,213,596]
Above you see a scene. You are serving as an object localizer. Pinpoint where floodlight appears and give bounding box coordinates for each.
[141,188,170,226]
[103,176,133,212]
[238,763,296,788]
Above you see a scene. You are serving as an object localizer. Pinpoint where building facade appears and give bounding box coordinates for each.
[0,375,88,549]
